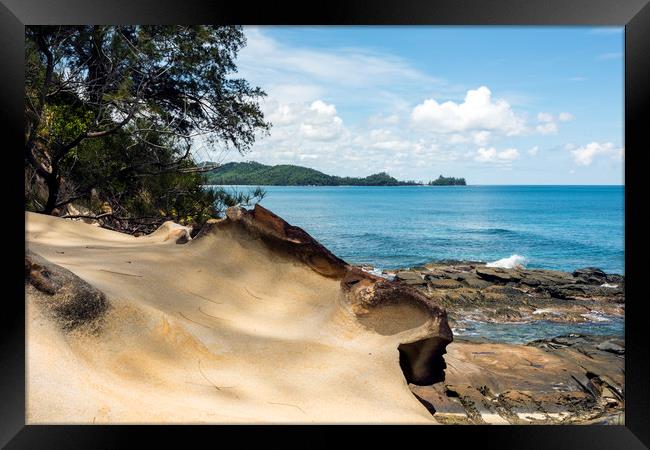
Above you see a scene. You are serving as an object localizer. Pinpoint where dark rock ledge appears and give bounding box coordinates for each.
[411,334,624,424]
[363,262,624,325]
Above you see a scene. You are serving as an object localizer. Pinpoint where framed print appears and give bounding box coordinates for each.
[2,0,649,448]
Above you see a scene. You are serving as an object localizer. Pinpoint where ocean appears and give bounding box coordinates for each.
[212,185,624,274]
[207,184,625,342]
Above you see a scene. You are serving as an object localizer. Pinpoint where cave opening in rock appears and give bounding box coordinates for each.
[398,336,448,386]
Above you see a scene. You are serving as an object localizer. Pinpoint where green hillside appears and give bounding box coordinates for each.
[202,161,466,186]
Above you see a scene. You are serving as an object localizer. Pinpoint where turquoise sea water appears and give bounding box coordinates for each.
[212,185,624,274]
[208,185,625,342]
[452,316,624,344]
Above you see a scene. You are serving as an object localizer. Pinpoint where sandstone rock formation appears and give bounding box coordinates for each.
[25,206,452,423]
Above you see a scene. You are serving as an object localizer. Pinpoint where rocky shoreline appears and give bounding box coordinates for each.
[26,204,625,424]
[411,334,624,424]
[361,262,624,327]
[358,261,625,424]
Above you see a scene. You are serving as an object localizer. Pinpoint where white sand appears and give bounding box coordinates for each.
[25,212,438,424]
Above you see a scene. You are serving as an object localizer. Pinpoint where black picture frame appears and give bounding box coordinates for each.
[2,1,649,448]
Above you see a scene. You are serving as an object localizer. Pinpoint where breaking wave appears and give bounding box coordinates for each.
[486,254,528,269]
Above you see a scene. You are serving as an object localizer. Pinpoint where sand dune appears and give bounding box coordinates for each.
[25,206,452,423]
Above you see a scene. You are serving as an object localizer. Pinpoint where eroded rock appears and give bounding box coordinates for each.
[25,250,109,330]
[195,205,455,387]
[409,334,624,424]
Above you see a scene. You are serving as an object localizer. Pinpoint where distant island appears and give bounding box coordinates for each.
[201,161,466,186]
[427,175,467,186]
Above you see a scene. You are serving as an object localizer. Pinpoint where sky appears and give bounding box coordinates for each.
[204,26,624,185]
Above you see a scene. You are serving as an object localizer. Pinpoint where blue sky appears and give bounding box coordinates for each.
[207,26,624,184]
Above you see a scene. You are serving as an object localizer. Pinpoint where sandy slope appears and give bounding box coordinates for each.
[25,211,444,424]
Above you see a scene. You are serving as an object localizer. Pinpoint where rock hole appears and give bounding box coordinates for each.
[446,388,460,398]
[344,278,361,287]
[398,336,448,385]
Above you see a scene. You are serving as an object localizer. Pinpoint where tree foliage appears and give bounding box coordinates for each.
[204,162,421,186]
[25,25,269,232]
[203,161,465,187]
[428,175,467,186]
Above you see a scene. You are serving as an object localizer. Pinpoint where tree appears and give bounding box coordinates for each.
[428,175,466,186]
[25,26,269,215]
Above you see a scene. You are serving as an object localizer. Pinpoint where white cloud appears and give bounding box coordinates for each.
[411,86,526,135]
[559,112,575,122]
[368,114,400,125]
[266,84,323,103]
[298,101,344,141]
[238,27,441,105]
[497,148,520,160]
[536,122,558,135]
[217,28,621,182]
[534,111,572,135]
[447,134,467,144]
[571,142,623,166]
[309,100,337,117]
[263,101,302,126]
[262,99,345,142]
[474,147,520,163]
[472,130,492,146]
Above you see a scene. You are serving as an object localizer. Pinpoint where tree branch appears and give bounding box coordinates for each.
[24,141,53,181]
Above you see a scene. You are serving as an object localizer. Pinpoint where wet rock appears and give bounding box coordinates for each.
[596,339,625,355]
[375,260,623,331]
[410,335,625,424]
[395,271,426,285]
[475,266,521,283]
[453,273,492,289]
[424,268,453,280]
[539,283,623,301]
[444,385,509,424]
[573,267,608,284]
[481,285,530,304]
[605,274,625,284]
[518,269,576,287]
[427,279,463,289]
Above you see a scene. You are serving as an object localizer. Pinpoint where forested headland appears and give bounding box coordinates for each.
[203,161,466,186]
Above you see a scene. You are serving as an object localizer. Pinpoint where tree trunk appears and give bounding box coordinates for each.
[43,175,60,215]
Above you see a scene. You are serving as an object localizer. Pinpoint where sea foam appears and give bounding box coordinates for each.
[486,254,528,269]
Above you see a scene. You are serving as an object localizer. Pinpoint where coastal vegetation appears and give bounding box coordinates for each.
[24,26,269,233]
[428,175,467,186]
[203,161,466,186]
